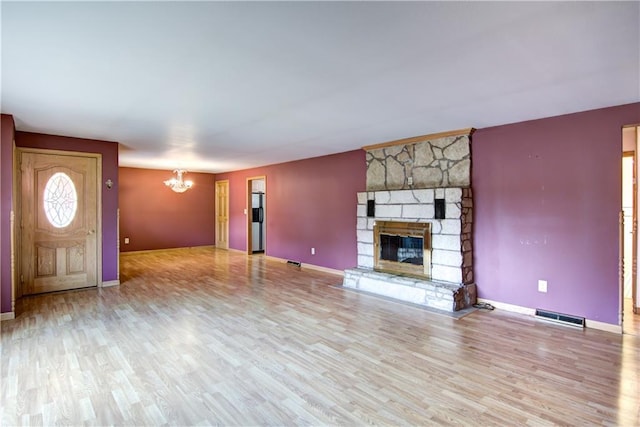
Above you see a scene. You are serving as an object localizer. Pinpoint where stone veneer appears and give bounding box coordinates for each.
[366,134,470,191]
[343,130,476,312]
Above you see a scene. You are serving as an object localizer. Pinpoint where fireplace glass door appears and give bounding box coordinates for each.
[374,221,431,278]
[379,235,423,266]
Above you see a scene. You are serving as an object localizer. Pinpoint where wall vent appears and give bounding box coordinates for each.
[287,260,301,267]
[535,309,585,328]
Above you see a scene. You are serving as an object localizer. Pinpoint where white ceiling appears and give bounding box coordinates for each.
[2,2,639,173]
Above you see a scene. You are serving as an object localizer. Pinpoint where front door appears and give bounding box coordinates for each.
[20,151,99,294]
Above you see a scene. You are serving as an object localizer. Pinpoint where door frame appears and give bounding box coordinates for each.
[215,179,229,249]
[633,126,640,315]
[246,176,266,255]
[16,147,103,297]
[622,151,637,322]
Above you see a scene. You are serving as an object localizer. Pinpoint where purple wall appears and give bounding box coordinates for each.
[473,103,640,325]
[119,167,215,251]
[15,132,120,284]
[216,150,366,271]
[1,115,15,313]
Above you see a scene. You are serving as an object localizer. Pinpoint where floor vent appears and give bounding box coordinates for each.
[535,309,585,328]
[287,260,301,267]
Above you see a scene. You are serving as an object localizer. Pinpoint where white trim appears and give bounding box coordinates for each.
[116,208,120,282]
[303,263,344,276]
[10,210,16,314]
[1,312,15,321]
[120,245,215,256]
[478,298,622,334]
[477,298,535,316]
[586,319,623,334]
[264,255,344,276]
[100,280,120,288]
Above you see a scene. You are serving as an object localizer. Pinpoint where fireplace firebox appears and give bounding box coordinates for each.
[374,221,431,278]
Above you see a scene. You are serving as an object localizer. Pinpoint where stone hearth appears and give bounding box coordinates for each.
[342,129,476,312]
[343,268,476,312]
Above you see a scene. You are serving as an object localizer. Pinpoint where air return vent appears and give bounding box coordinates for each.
[535,309,585,328]
[287,260,301,267]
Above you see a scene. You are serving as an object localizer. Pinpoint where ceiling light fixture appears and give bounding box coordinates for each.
[164,169,193,193]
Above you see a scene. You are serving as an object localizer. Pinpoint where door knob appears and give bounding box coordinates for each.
[87,229,95,235]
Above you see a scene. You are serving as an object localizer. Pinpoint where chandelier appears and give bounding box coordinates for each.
[164,169,193,193]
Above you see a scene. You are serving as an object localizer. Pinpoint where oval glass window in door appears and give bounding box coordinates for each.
[43,172,78,228]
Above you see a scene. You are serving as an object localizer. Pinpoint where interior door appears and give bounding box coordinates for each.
[21,151,98,294]
[215,180,229,249]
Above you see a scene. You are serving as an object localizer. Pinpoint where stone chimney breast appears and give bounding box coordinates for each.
[343,128,476,312]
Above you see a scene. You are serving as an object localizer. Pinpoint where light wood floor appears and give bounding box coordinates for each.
[2,247,639,426]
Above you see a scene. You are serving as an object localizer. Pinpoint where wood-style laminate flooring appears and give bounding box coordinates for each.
[2,247,639,426]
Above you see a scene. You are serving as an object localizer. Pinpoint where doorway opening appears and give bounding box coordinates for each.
[622,125,639,336]
[247,177,266,255]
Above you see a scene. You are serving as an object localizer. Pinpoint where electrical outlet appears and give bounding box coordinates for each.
[311,247,315,255]
[538,280,547,293]
[408,176,413,185]
[124,237,130,244]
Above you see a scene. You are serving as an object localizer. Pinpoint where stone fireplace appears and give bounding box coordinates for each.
[342,129,477,312]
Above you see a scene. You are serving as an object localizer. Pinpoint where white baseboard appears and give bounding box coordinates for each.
[586,319,622,334]
[264,255,344,276]
[477,298,535,316]
[1,311,15,321]
[302,263,344,276]
[101,280,120,288]
[120,245,215,256]
[477,298,622,334]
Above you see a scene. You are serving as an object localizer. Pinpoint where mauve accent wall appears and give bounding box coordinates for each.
[119,168,215,251]
[473,103,640,325]
[1,115,15,313]
[215,150,366,271]
[15,132,120,285]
